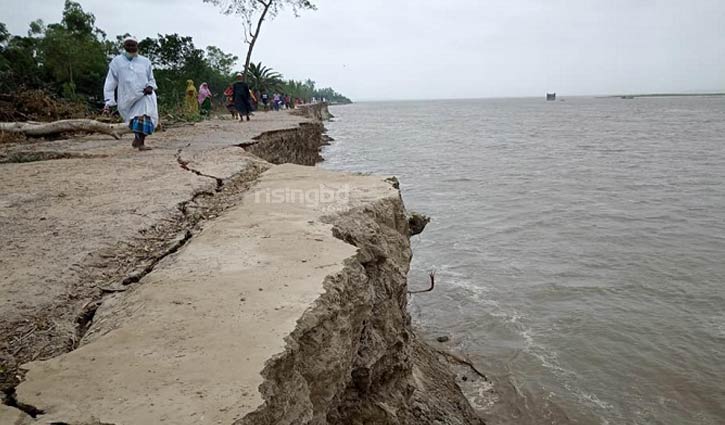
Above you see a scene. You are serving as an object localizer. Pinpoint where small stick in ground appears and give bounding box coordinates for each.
[408,270,436,294]
[433,348,489,381]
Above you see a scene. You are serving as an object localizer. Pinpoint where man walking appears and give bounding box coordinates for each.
[103,36,158,150]
[232,73,253,122]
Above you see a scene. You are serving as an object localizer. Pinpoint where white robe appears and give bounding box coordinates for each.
[103,54,159,126]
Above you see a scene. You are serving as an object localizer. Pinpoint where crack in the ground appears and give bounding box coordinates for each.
[175,145,224,191]
[120,230,192,287]
[235,141,259,149]
[0,151,108,164]
[2,388,44,418]
[177,191,215,216]
[72,300,102,349]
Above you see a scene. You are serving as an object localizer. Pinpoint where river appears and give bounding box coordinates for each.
[321,97,725,424]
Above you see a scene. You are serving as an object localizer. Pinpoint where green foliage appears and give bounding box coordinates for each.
[206,46,237,75]
[42,13,108,99]
[28,19,45,37]
[244,63,352,104]
[0,0,349,114]
[0,1,108,99]
[137,34,238,112]
[279,77,351,104]
[60,0,97,35]
[0,23,10,44]
[313,86,352,104]
[140,34,197,71]
[279,78,315,102]
[0,29,47,92]
[245,62,283,93]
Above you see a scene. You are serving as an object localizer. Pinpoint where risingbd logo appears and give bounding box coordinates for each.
[252,184,351,211]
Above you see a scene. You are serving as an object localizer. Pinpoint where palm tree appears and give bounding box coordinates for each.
[245,62,283,94]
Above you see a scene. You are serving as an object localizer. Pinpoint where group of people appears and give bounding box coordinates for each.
[184,80,214,117]
[102,36,311,150]
[255,93,299,112]
[184,75,300,122]
[227,87,310,115]
[181,74,257,122]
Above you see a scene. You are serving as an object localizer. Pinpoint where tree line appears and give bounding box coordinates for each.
[0,1,350,116]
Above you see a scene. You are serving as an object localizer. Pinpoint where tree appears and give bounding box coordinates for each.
[245,62,283,93]
[280,78,313,102]
[206,45,238,75]
[314,86,352,104]
[279,78,352,104]
[138,34,197,71]
[0,1,349,114]
[60,0,96,36]
[203,0,316,74]
[41,1,108,98]
[0,23,10,46]
[0,23,10,86]
[134,33,239,110]
[0,32,45,92]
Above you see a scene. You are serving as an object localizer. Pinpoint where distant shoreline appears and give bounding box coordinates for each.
[342,93,725,102]
[599,92,725,99]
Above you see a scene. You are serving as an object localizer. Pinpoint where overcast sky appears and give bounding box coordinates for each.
[4,0,725,100]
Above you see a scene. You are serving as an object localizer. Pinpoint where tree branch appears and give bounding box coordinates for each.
[0,119,130,139]
[243,0,273,74]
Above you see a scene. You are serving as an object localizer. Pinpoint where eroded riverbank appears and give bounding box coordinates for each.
[1,105,484,424]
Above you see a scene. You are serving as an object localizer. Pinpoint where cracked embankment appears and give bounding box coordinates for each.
[11,165,482,425]
[242,122,326,165]
[1,154,269,417]
[0,115,317,413]
[3,104,483,424]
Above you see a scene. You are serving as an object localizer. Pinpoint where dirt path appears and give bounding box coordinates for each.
[0,112,311,392]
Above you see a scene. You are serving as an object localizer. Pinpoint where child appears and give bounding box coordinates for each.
[224,85,238,120]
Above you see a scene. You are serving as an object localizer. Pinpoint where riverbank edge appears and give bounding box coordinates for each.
[2,103,484,424]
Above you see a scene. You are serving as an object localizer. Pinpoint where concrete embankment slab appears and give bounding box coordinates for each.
[0,112,311,391]
[14,165,396,424]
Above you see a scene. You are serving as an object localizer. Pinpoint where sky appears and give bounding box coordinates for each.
[4,0,725,100]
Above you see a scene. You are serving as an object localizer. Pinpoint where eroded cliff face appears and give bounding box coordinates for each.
[244,122,326,165]
[293,103,335,121]
[238,193,480,425]
[238,105,481,424]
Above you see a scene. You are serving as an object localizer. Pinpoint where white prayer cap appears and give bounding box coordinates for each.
[123,35,138,43]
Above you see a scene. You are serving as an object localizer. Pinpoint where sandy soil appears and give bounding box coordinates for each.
[0,112,310,391]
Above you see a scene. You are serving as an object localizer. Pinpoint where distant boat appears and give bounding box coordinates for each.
[620,95,635,100]
[546,93,556,101]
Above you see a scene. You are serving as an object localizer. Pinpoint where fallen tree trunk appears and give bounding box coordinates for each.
[0,119,130,140]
